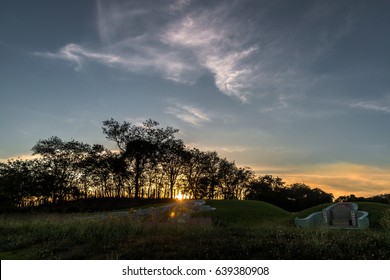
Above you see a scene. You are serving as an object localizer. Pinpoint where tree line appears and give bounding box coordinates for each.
[1,118,385,212]
[335,194,390,204]
[0,119,252,208]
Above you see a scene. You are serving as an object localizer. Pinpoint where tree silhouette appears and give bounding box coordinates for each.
[0,117,357,211]
[245,175,286,205]
[102,118,180,199]
[123,139,157,199]
[0,160,34,208]
[181,148,207,199]
[202,151,221,200]
[245,176,334,211]
[286,183,333,211]
[160,139,185,199]
[31,136,91,203]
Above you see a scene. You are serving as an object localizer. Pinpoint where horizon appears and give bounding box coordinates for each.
[1,0,390,198]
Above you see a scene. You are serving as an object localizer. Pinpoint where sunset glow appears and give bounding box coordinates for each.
[175,194,190,201]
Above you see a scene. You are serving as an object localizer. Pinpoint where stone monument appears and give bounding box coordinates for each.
[295,202,369,229]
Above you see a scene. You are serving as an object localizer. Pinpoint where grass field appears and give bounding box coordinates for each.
[1,200,390,259]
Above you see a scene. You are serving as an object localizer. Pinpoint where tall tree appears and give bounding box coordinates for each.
[160,139,185,199]
[202,151,221,200]
[245,175,285,203]
[0,160,36,208]
[102,118,180,199]
[123,139,157,199]
[181,148,208,199]
[31,136,91,203]
[218,158,242,199]
[233,167,254,199]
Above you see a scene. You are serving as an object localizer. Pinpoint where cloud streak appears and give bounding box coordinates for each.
[35,0,365,108]
[186,143,248,154]
[35,43,122,71]
[350,100,390,113]
[35,42,196,83]
[35,0,320,102]
[165,102,211,127]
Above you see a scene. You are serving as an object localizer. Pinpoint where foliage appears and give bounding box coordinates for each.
[336,193,390,204]
[31,136,92,203]
[0,160,36,209]
[244,176,333,211]
[0,118,255,209]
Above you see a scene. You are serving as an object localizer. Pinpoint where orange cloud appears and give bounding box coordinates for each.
[249,162,390,198]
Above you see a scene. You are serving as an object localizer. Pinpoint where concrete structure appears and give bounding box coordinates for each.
[295,202,369,229]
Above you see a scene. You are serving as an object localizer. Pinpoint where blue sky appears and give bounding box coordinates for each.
[1,0,390,197]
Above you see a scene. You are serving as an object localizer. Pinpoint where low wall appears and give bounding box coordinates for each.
[295,208,370,229]
[295,212,323,228]
[357,211,369,229]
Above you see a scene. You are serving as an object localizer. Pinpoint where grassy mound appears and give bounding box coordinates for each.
[355,202,390,229]
[197,200,292,225]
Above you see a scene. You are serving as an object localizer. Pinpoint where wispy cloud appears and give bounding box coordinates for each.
[165,102,210,127]
[35,0,356,105]
[32,1,272,102]
[186,143,248,154]
[151,6,260,101]
[350,101,390,113]
[35,42,198,83]
[35,43,121,71]
[168,0,192,13]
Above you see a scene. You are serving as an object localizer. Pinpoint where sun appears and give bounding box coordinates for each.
[174,193,189,200]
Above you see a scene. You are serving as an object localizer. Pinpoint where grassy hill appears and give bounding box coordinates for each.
[357,202,390,228]
[197,200,292,224]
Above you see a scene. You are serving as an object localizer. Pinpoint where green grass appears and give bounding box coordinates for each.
[293,203,332,218]
[357,202,390,228]
[197,200,292,224]
[1,200,390,260]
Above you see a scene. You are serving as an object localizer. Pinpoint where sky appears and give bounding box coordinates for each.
[1,0,390,198]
